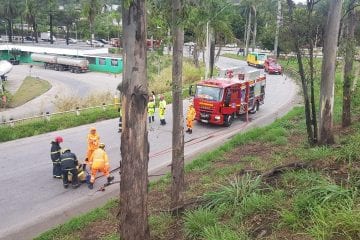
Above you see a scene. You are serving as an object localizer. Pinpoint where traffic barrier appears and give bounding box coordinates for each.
[0,103,120,127]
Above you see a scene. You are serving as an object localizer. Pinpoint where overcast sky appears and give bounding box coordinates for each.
[293,0,306,3]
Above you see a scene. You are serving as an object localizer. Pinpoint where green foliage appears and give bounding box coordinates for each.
[292,146,334,162]
[260,126,288,144]
[308,205,360,240]
[149,213,173,239]
[183,208,218,239]
[280,177,355,230]
[35,200,118,240]
[0,107,119,142]
[335,132,360,163]
[204,174,264,209]
[202,225,249,240]
[8,76,51,108]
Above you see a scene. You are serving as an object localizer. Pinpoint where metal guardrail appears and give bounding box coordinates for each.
[0,103,119,127]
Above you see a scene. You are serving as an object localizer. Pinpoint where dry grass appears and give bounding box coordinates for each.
[149,61,205,95]
[53,91,114,112]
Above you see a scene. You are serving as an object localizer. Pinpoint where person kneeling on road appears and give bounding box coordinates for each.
[88,143,114,189]
[60,148,80,189]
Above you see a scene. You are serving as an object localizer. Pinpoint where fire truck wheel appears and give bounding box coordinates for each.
[224,114,233,127]
[249,101,259,114]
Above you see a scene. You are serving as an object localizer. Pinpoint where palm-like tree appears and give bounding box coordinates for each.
[0,0,17,42]
[25,0,38,43]
[82,0,101,46]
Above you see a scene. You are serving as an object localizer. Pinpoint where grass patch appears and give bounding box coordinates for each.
[222,53,246,61]
[149,213,173,239]
[0,107,119,142]
[202,224,249,240]
[8,76,51,107]
[183,208,218,239]
[34,199,118,240]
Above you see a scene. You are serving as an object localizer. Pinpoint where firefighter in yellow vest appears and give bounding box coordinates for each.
[159,95,166,125]
[186,103,196,134]
[148,96,155,123]
[86,127,100,162]
[88,143,114,189]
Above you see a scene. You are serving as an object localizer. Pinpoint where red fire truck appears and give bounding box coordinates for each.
[190,68,266,127]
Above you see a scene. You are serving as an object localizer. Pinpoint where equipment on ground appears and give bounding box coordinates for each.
[189,67,266,127]
[68,164,88,183]
[31,53,89,73]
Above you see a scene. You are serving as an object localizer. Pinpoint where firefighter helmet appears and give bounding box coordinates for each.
[99,143,105,149]
[55,136,63,143]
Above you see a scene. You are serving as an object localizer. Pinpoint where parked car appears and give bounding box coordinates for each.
[68,38,77,44]
[24,36,34,41]
[264,58,282,74]
[86,40,104,47]
[96,38,109,44]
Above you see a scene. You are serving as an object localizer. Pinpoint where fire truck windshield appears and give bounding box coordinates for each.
[195,85,223,101]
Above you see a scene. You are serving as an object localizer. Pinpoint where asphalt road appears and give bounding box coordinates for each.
[0,56,299,239]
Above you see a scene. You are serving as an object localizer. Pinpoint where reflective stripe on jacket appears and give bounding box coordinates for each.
[187,106,196,121]
[50,141,61,162]
[159,100,166,115]
[148,101,155,115]
[60,151,78,170]
[87,133,100,151]
[89,148,109,169]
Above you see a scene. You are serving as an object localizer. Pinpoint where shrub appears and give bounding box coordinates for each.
[202,224,249,240]
[183,208,217,239]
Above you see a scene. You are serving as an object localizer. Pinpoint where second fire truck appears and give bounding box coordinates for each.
[190,67,266,127]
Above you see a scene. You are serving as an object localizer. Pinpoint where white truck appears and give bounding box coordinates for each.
[40,32,56,42]
[31,53,89,73]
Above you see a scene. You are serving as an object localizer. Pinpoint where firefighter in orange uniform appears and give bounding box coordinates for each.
[186,103,196,134]
[86,127,100,162]
[88,143,114,189]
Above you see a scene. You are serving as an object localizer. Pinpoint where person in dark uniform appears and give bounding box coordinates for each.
[60,148,79,189]
[50,136,63,178]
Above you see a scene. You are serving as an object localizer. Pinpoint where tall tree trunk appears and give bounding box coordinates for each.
[251,6,257,52]
[119,1,150,239]
[171,0,185,213]
[6,19,12,43]
[287,0,315,145]
[33,21,38,43]
[210,38,215,78]
[66,26,70,45]
[21,15,24,43]
[274,0,281,58]
[307,0,318,142]
[243,14,247,56]
[309,39,318,142]
[342,0,356,127]
[193,45,199,68]
[245,8,252,56]
[90,22,93,47]
[319,0,342,145]
[50,13,54,44]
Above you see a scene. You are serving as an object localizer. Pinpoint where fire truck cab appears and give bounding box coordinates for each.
[190,67,266,127]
